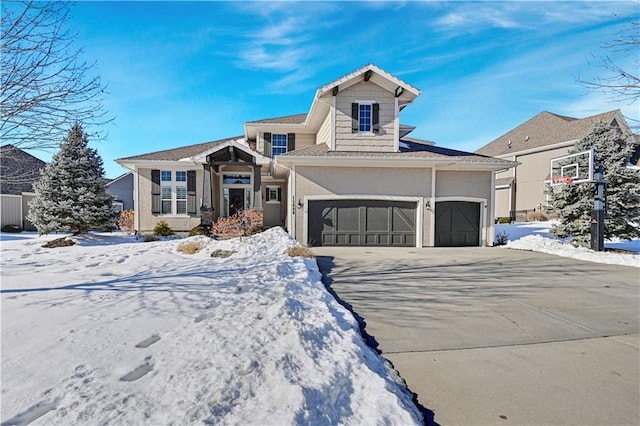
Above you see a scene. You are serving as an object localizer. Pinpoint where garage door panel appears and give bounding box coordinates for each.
[435,201,480,247]
[308,200,416,247]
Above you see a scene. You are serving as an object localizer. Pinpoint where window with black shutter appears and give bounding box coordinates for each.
[151,169,161,214]
[187,170,197,215]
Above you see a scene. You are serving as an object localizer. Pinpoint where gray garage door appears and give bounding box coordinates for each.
[308,200,416,247]
[435,201,480,247]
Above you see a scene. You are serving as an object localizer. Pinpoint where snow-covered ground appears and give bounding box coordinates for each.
[0,228,422,425]
[496,221,640,267]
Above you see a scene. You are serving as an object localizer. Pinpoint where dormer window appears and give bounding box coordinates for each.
[351,101,380,134]
[359,103,372,132]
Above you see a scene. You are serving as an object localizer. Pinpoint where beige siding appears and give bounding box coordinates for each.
[514,146,572,211]
[262,183,287,228]
[436,171,492,200]
[137,168,204,232]
[334,82,396,152]
[294,166,432,244]
[258,131,314,156]
[1,195,22,228]
[494,187,511,218]
[316,113,331,147]
[295,133,315,151]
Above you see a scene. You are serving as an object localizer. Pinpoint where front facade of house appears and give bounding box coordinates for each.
[475,110,638,220]
[117,64,516,247]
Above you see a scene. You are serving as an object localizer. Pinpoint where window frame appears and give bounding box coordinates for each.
[160,170,189,216]
[266,185,281,204]
[271,133,288,157]
[355,100,375,135]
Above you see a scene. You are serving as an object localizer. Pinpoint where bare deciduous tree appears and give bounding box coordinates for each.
[580,20,639,126]
[1,1,110,157]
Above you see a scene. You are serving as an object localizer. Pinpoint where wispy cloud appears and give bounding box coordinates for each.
[431,1,636,32]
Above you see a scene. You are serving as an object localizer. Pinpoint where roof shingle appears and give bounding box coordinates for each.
[116,136,242,162]
[475,110,620,157]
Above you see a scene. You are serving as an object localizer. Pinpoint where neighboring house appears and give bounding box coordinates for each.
[475,110,638,220]
[117,64,516,247]
[0,144,46,231]
[106,172,134,212]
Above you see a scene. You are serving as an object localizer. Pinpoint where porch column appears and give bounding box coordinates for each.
[253,165,263,211]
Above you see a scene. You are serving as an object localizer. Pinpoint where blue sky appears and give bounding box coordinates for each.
[44,1,640,177]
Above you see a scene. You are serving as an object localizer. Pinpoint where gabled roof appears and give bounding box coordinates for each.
[116,136,242,162]
[476,110,622,157]
[316,63,421,100]
[0,144,46,195]
[245,64,422,140]
[246,113,307,125]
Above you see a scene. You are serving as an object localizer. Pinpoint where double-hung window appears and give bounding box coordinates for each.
[351,101,379,134]
[272,134,288,157]
[359,103,372,132]
[160,170,188,215]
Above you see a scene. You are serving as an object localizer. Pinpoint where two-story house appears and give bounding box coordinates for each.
[475,110,638,220]
[116,64,515,247]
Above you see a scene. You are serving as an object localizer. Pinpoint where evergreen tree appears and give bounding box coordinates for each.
[549,122,640,247]
[27,123,115,234]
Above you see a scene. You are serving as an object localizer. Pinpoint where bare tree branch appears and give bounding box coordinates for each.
[578,20,639,127]
[1,1,111,163]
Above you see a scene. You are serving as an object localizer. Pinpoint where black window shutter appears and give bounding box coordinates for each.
[266,188,271,202]
[287,133,295,151]
[372,103,380,133]
[264,133,272,158]
[351,103,358,133]
[151,169,161,214]
[187,170,197,215]
[277,187,282,202]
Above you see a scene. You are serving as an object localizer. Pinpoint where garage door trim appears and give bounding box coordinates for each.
[432,196,487,247]
[303,195,424,247]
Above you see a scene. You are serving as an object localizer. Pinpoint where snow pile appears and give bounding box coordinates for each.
[497,223,640,268]
[1,228,422,425]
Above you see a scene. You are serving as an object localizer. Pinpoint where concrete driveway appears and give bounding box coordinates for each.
[314,247,640,426]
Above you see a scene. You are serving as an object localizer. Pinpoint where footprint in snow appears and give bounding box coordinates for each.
[120,357,154,382]
[1,397,60,426]
[135,334,160,349]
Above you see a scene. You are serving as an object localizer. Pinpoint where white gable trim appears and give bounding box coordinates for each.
[187,138,271,165]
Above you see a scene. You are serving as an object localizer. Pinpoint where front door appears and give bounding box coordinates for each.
[228,188,244,217]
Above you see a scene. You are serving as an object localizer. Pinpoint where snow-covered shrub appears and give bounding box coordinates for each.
[153,220,174,236]
[118,209,135,234]
[1,224,22,233]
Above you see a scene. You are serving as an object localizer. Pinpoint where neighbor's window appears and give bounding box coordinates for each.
[359,103,372,132]
[161,170,172,181]
[176,171,187,182]
[272,134,288,157]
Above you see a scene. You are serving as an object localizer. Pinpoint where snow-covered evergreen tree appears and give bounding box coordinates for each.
[549,122,640,247]
[27,123,116,234]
